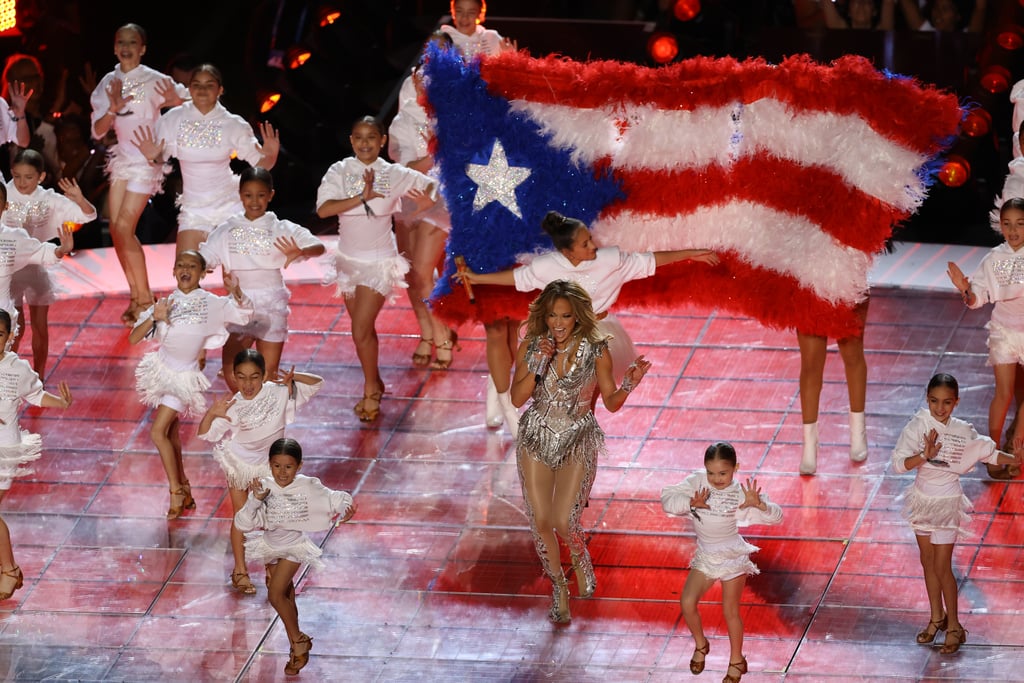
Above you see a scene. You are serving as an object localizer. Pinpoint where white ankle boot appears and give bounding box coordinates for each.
[800,422,818,475]
[497,390,519,437]
[849,411,868,462]
[485,377,503,428]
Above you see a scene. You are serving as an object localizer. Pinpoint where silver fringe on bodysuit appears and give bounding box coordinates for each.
[518,336,606,584]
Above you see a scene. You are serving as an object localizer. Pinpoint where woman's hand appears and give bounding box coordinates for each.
[621,355,651,393]
[8,80,31,117]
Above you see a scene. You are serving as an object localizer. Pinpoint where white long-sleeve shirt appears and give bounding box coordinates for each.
[661,471,783,546]
[892,408,1001,497]
[234,474,353,535]
[200,211,323,292]
[0,226,62,307]
[3,183,96,242]
[965,242,1024,330]
[513,247,656,314]
[90,64,187,152]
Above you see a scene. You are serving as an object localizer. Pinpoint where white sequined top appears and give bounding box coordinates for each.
[513,247,656,315]
[388,75,429,165]
[156,102,263,211]
[3,183,97,242]
[200,211,324,292]
[892,408,1001,497]
[967,242,1024,329]
[134,287,252,371]
[199,379,323,461]
[316,157,435,260]
[90,64,187,159]
[235,474,353,535]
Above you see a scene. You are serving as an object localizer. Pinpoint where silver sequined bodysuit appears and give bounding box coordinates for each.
[518,336,607,470]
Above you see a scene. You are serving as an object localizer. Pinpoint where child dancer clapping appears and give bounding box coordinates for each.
[892,373,1019,655]
[661,442,783,683]
[234,438,355,675]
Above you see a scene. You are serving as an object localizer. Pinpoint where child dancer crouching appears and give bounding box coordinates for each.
[234,438,356,675]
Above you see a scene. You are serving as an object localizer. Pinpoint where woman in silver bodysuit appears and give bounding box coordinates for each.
[510,280,651,624]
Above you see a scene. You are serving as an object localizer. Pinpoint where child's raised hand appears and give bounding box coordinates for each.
[131,126,164,163]
[209,393,235,419]
[153,297,171,323]
[336,503,357,526]
[361,169,383,200]
[500,37,518,53]
[56,222,75,258]
[739,477,763,509]
[274,235,304,268]
[222,271,243,299]
[407,187,437,216]
[946,262,968,291]
[56,381,73,409]
[689,486,711,510]
[250,479,269,501]
[57,177,84,202]
[154,78,184,108]
[922,429,941,460]
[106,77,133,113]
[257,122,280,159]
[78,63,97,98]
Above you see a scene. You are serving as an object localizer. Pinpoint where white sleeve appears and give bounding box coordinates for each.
[199,224,230,271]
[18,364,46,406]
[0,100,17,145]
[278,220,324,251]
[89,74,114,136]
[315,162,347,210]
[661,472,702,517]
[226,114,262,167]
[233,494,266,532]
[513,254,556,293]
[736,494,784,527]
[891,416,924,474]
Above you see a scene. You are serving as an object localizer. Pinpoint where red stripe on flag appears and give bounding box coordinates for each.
[603,159,903,253]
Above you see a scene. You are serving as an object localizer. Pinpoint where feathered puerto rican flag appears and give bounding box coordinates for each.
[422,46,962,337]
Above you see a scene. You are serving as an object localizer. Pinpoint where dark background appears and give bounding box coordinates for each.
[1,0,1012,247]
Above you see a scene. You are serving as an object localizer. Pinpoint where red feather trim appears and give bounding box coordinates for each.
[479,52,961,156]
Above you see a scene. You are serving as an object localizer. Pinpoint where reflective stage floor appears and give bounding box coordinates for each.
[0,242,1020,682]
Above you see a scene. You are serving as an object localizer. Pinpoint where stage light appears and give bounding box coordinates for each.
[0,0,16,34]
[997,26,1024,51]
[648,33,679,64]
[981,65,1011,93]
[938,155,971,187]
[673,0,701,21]
[287,47,312,70]
[962,109,991,137]
[319,7,341,27]
[259,92,281,113]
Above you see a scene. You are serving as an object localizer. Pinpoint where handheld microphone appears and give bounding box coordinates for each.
[454,255,475,304]
[534,336,555,383]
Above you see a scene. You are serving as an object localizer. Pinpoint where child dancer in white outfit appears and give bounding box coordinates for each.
[891,373,1018,655]
[4,149,96,377]
[200,167,325,389]
[441,0,514,59]
[0,308,72,603]
[133,64,279,253]
[662,442,783,683]
[316,116,435,422]
[235,438,356,675]
[948,196,1024,479]
[198,349,323,595]
[129,250,252,519]
[91,23,188,324]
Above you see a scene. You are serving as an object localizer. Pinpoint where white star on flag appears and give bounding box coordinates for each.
[465,139,531,218]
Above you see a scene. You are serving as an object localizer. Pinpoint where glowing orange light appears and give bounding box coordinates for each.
[0,0,15,34]
[997,27,1024,51]
[648,33,679,65]
[673,0,701,21]
[319,9,341,27]
[288,50,312,70]
[938,155,970,187]
[962,109,991,137]
[259,93,281,113]
[981,65,1011,93]
[61,221,83,233]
